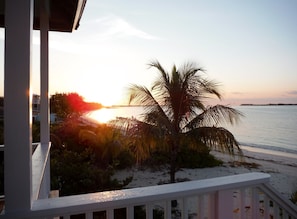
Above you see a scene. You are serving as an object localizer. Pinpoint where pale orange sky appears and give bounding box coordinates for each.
[0,0,297,106]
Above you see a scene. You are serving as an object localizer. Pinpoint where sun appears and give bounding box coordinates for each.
[75,76,129,107]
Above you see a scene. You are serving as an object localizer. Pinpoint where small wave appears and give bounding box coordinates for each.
[239,141,297,155]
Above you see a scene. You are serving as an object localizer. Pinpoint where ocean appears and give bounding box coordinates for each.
[86,105,297,155]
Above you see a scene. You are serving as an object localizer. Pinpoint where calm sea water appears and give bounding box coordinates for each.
[86,105,297,154]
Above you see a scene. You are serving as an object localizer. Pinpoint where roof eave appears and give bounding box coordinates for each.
[0,0,87,33]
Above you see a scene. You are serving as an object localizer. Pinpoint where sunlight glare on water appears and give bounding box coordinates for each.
[87,106,144,124]
[89,108,116,123]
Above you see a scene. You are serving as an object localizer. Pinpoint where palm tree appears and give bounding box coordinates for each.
[113,60,243,183]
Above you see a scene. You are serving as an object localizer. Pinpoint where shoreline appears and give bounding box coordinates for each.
[238,145,297,166]
[240,145,297,160]
[113,145,297,200]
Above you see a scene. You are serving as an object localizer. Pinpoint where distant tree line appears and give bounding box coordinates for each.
[50,92,102,120]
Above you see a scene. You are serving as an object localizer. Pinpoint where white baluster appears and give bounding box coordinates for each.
[146,204,153,219]
[165,200,172,219]
[85,212,93,219]
[181,198,188,219]
[107,209,114,219]
[215,190,233,219]
[127,206,134,219]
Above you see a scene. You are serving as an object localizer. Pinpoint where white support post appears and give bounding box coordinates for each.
[40,0,51,201]
[4,0,33,215]
[40,0,50,145]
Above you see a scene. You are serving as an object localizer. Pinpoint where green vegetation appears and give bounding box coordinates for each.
[50,116,136,196]
[48,89,231,194]
[0,93,127,196]
[112,60,243,183]
[49,93,133,195]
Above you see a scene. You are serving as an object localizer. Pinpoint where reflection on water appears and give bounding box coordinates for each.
[89,108,116,123]
[87,106,144,124]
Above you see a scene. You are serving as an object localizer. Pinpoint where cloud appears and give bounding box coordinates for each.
[287,90,297,95]
[17,14,161,55]
[231,92,245,95]
[93,15,161,40]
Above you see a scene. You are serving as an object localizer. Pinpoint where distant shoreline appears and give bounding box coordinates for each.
[240,103,297,106]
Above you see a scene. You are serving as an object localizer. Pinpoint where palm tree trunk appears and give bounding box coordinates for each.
[170,161,176,183]
[170,142,178,183]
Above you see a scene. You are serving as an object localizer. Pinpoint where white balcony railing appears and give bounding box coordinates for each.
[1,143,297,219]
[29,172,297,219]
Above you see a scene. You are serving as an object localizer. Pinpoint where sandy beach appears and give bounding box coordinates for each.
[113,145,297,200]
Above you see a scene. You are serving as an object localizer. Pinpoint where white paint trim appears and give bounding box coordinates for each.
[40,0,50,145]
[4,0,33,213]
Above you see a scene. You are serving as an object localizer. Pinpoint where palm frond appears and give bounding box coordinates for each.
[149,60,170,91]
[186,104,244,129]
[111,116,168,163]
[198,79,222,99]
[180,62,205,80]
[128,84,173,133]
[129,85,155,106]
[187,126,243,156]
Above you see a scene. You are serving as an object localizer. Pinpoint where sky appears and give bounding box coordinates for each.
[0,0,297,106]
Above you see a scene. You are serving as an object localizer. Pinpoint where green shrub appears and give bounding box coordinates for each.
[141,151,169,170]
[141,147,222,171]
[177,148,223,168]
[50,148,128,196]
[115,149,136,169]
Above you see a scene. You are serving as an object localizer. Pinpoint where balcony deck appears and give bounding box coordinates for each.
[1,143,297,219]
